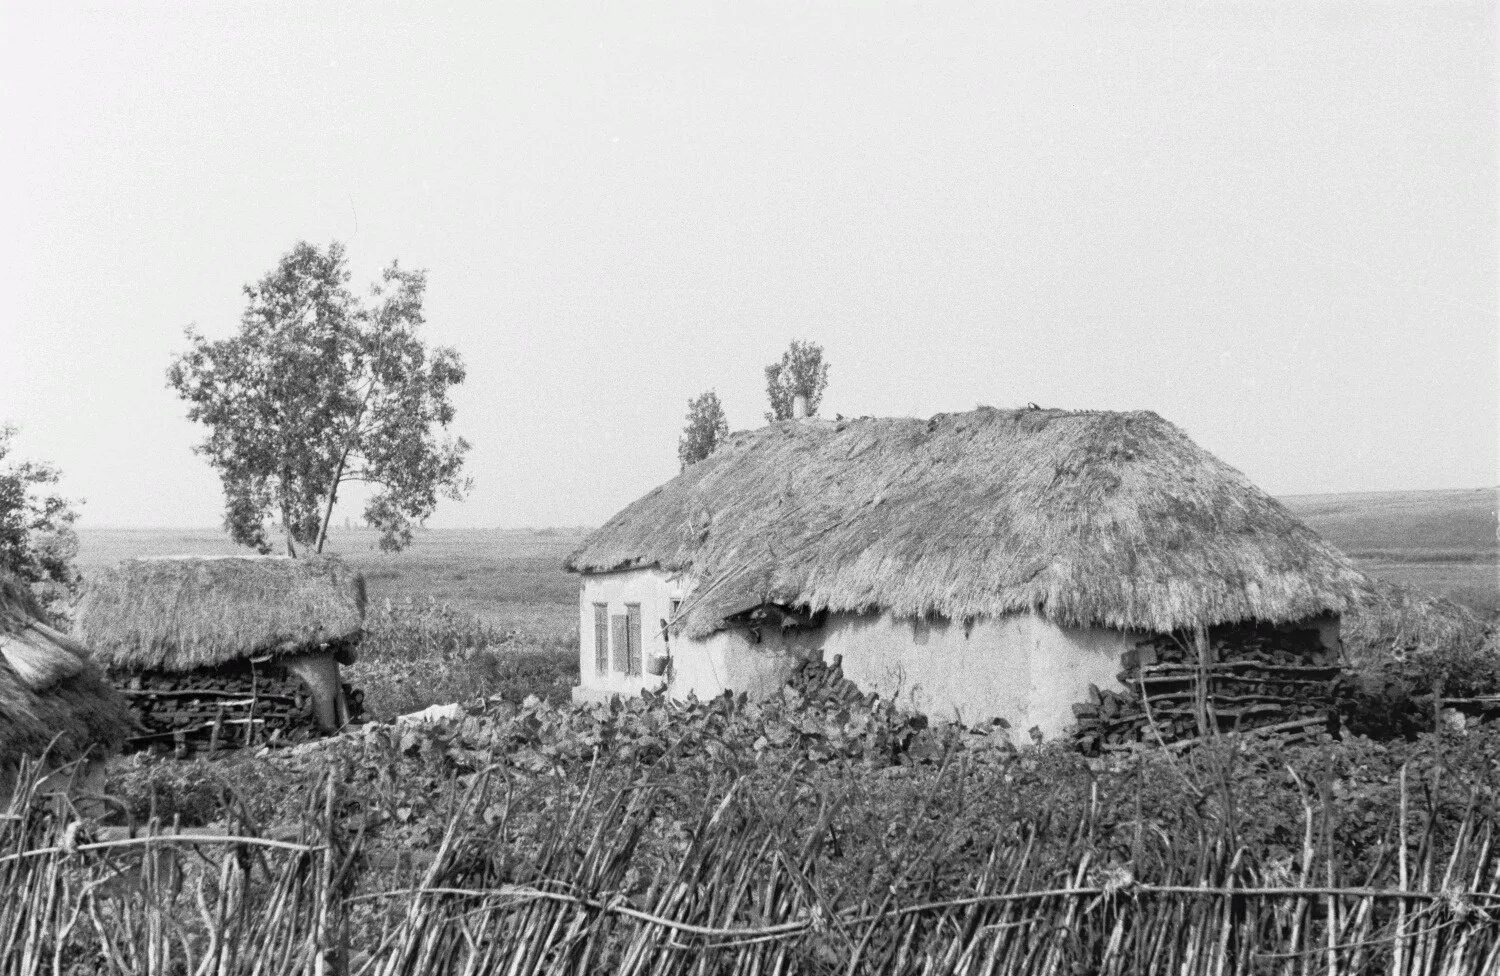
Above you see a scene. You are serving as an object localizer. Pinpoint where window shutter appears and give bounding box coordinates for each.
[611,615,629,673]
[626,604,643,676]
[593,604,609,674]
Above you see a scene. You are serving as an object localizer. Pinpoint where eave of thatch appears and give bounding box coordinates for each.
[1,573,133,771]
[74,556,366,673]
[566,407,1374,639]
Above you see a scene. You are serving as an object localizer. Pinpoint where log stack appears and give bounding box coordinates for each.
[114,661,365,758]
[786,654,876,707]
[1071,624,1340,754]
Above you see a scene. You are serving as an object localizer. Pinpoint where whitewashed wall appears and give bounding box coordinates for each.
[807,614,1134,739]
[575,569,1131,738]
[575,571,1338,742]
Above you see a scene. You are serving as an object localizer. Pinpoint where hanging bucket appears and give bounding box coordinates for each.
[645,652,670,677]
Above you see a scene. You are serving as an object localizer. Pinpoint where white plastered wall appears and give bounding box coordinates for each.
[574,570,1131,738]
[806,614,1135,739]
[573,573,1345,742]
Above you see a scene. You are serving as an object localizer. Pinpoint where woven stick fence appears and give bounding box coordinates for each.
[4,759,1498,976]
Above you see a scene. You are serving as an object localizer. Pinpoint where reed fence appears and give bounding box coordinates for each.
[3,757,1498,975]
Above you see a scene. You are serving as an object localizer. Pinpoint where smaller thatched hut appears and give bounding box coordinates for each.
[1,572,133,796]
[75,557,365,755]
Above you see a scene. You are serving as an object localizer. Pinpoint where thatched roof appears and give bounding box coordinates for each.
[1,573,133,771]
[74,556,365,673]
[567,407,1373,638]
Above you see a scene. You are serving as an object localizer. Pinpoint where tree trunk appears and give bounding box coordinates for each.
[315,487,339,555]
[315,398,369,554]
[282,498,299,558]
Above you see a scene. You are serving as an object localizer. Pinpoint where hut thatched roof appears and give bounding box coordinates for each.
[1,573,133,771]
[567,407,1373,638]
[74,556,365,673]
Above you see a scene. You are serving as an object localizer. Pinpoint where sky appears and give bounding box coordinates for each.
[1,1,1495,531]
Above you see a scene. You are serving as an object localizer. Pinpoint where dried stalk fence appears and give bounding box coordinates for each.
[3,761,1498,975]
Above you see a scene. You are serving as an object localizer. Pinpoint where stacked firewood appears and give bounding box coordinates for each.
[1072,625,1340,754]
[114,662,331,758]
[786,654,875,707]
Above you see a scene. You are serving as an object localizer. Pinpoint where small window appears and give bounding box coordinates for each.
[625,603,643,676]
[611,614,629,673]
[592,604,609,675]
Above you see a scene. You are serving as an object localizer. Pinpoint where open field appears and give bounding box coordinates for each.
[1282,487,1498,613]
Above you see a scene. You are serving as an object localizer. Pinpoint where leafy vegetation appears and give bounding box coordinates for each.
[764,338,830,420]
[167,240,471,556]
[0,425,81,618]
[677,389,729,469]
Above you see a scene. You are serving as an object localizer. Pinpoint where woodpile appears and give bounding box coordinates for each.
[786,654,876,707]
[115,661,366,759]
[1071,624,1340,754]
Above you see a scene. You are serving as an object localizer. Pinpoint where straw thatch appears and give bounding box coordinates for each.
[568,407,1373,638]
[1,572,132,771]
[74,556,365,673]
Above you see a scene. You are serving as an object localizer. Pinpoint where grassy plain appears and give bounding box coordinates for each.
[1282,487,1498,613]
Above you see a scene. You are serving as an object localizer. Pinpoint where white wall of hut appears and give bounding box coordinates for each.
[576,569,1343,740]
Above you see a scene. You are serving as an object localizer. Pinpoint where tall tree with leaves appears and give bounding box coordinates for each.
[168,241,471,556]
[763,339,830,421]
[0,425,82,616]
[678,390,730,470]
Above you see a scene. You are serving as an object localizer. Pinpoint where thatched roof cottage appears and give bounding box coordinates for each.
[75,557,365,751]
[566,407,1372,739]
[1,572,133,794]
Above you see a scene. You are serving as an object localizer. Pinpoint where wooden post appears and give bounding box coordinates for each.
[208,705,225,755]
[246,664,259,748]
[1193,626,1214,739]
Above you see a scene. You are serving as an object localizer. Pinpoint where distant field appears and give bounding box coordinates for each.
[76,487,1499,636]
[1282,487,1498,614]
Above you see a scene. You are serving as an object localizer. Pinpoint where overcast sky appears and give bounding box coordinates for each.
[2,2,1495,531]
